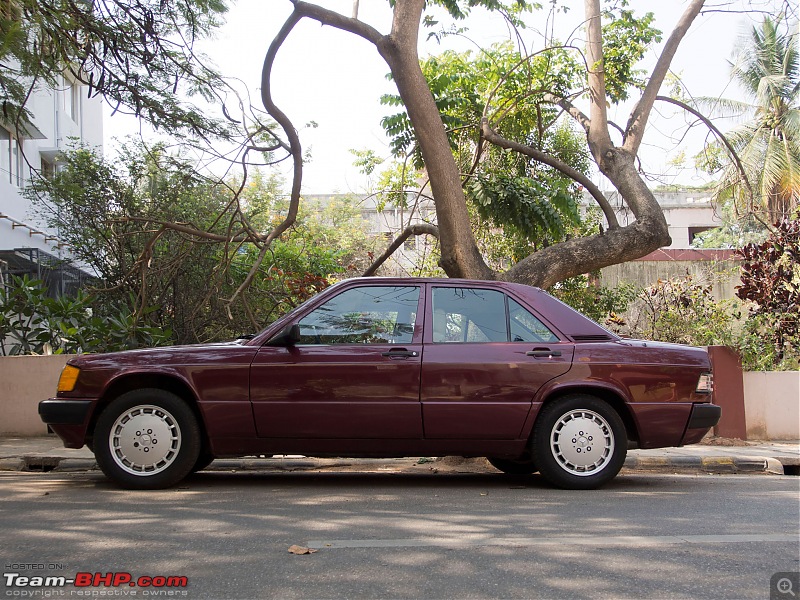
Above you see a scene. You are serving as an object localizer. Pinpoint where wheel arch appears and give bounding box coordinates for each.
[88,373,209,452]
[537,385,640,446]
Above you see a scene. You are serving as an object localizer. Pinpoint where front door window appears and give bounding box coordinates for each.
[298,286,419,345]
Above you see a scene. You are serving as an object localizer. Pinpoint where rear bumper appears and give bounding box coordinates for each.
[687,403,721,430]
[681,402,721,446]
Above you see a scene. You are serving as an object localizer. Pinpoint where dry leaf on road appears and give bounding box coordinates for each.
[288,545,318,555]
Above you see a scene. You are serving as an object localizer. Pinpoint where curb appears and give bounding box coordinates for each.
[0,454,793,475]
[623,455,786,475]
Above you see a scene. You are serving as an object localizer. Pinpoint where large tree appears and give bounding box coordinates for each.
[260,0,709,289]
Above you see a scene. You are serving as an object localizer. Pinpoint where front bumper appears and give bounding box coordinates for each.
[39,398,95,449]
[39,398,93,425]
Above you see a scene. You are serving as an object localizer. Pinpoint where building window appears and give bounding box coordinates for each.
[63,79,81,124]
[0,126,24,186]
[40,156,56,179]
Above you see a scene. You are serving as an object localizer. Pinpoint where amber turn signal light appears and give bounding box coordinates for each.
[57,365,81,392]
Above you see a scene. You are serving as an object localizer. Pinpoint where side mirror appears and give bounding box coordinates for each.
[266,323,301,347]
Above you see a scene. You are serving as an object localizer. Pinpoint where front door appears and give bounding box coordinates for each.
[250,284,424,439]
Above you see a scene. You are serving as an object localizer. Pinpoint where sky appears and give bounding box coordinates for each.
[104,0,786,194]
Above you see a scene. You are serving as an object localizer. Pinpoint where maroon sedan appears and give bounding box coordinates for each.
[39,278,719,490]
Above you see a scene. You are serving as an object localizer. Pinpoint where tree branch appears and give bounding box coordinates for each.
[480,118,619,229]
[584,0,613,156]
[623,0,705,154]
[292,1,383,44]
[542,92,591,133]
[362,223,439,276]
[655,95,754,202]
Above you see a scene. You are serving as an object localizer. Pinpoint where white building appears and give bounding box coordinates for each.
[308,187,722,275]
[0,75,103,294]
[599,189,721,249]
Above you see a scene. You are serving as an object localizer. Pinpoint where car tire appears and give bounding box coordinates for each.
[487,457,538,475]
[94,389,201,490]
[532,395,627,490]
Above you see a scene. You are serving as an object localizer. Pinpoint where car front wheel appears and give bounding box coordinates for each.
[94,389,201,489]
[532,395,627,490]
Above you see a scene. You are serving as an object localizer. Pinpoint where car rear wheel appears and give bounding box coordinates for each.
[487,457,538,475]
[94,389,200,489]
[532,395,627,490]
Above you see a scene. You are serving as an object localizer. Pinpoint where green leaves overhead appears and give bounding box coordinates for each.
[601,9,661,103]
[389,0,536,21]
[380,41,590,245]
[1,0,234,140]
[466,174,581,242]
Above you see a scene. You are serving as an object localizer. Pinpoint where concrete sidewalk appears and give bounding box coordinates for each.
[1,436,798,475]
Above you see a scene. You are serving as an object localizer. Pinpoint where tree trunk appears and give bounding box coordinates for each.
[376,0,493,280]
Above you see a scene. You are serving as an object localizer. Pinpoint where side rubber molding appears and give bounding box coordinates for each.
[39,399,93,425]
[687,403,721,429]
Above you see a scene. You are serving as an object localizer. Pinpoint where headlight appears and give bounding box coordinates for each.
[57,365,81,392]
[695,372,713,394]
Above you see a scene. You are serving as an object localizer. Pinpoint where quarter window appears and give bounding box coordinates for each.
[298,286,419,345]
[508,298,559,343]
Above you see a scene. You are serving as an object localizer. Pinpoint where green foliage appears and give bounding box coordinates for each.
[24,143,375,344]
[380,42,592,247]
[695,17,799,221]
[627,276,740,348]
[423,0,536,22]
[0,276,171,356]
[550,276,637,326]
[1,0,234,141]
[467,173,580,242]
[736,212,800,368]
[600,10,662,102]
[620,272,799,371]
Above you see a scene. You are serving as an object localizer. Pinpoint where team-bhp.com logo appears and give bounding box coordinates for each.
[4,572,188,589]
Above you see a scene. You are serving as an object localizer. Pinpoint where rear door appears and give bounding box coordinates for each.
[420,285,574,439]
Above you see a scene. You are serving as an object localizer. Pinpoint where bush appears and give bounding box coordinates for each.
[736,213,799,369]
[549,275,637,327]
[0,276,172,356]
[625,275,740,348]
[620,273,798,371]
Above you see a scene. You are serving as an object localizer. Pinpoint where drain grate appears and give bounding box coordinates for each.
[783,464,800,476]
[22,457,60,472]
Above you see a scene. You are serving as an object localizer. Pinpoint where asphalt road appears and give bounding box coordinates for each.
[0,469,798,599]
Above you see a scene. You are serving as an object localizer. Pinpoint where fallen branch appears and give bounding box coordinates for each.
[362,223,439,276]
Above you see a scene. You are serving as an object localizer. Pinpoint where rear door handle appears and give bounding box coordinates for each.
[526,349,562,358]
[381,349,418,359]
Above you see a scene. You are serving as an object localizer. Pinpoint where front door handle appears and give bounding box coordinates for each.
[381,349,418,359]
[526,348,562,358]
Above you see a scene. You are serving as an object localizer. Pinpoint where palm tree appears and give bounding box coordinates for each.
[703,17,799,223]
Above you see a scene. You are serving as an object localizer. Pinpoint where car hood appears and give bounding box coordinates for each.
[65,340,252,369]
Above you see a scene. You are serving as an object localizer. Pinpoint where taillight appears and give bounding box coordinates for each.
[695,372,713,394]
